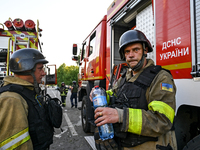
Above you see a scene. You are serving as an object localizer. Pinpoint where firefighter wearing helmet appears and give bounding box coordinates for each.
[90,30,177,150]
[0,48,54,149]
[59,82,68,107]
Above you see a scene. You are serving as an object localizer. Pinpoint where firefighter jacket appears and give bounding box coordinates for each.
[0,76,33,150]
[59,86,68,96]
[110,59,177,150]
[0,76,54,150]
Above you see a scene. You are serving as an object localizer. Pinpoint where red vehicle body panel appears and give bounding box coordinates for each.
[155,0,192,79]
[106,20,111,90]
[81,16,107,81]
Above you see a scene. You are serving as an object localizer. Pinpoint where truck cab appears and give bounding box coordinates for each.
[72,0,200,149]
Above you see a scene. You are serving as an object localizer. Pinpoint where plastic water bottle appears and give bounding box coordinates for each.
[92,85,114,141]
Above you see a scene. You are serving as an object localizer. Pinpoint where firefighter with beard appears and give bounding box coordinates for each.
[90,30,177,150]
[0,48,54,150]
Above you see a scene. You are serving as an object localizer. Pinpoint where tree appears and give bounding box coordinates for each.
[57,64,79,87]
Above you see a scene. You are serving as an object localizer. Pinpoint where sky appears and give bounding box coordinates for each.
[1,0,113,68]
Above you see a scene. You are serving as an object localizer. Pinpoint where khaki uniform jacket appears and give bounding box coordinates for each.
[0,76,33,150]
[113,59,177,150]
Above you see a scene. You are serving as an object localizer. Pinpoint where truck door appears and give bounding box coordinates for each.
[80,42,87,80]
[155,0,192,79]
[86,31,96,80]
[86,17,106,81]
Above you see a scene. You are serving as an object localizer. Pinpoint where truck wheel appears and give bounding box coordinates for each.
[81,96,90,133]
[183,134,200,150]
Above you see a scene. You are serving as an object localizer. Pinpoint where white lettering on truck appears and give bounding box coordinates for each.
[162,37,182,50]
[160,37,189,60]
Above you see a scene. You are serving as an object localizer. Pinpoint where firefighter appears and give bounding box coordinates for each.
[90,30,177,150]
[0,48,54,150]
[59,82,68,107]
[70,81,78,108]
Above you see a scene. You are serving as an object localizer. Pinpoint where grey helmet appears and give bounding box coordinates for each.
[119,29,153,60]
[118,30,153,71]
[9,48,48,73]
[9,48,48,94]
[61,82,65,87]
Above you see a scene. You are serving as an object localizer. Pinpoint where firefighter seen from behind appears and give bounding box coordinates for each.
[0,48,55,150]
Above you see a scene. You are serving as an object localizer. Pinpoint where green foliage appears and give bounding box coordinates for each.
[57,63,79,87]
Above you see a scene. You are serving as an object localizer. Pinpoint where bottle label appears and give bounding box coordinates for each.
[101,124,113,133]
[93,95,107,107]
[98,123,114,140]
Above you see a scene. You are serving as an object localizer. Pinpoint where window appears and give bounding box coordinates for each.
[81,43,86,61]
[89,32,96,56]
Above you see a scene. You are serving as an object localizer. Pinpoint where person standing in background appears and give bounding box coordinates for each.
[70,81,78,108]
[59,82,68,107]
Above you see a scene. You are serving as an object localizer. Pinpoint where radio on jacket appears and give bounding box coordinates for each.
[92,85,114,141]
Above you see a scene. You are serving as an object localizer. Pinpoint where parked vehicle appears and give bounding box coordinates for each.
[72,0,200,149]
[0,18,57,95]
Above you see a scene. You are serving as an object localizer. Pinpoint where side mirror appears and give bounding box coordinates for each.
[72,56,78,61]
[46,75,56,84]
[73,44,77,55]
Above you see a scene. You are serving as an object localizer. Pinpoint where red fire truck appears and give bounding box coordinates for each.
[0,18,57,93]
[72,0,200,149]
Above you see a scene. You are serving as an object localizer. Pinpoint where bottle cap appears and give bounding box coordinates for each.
[94,85,99,89]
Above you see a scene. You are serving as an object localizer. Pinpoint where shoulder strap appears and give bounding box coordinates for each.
[0,84,38,105]
[118,70,127,89]
[0,84,24,95]
[134,65,162,89]
[0,84,44,117]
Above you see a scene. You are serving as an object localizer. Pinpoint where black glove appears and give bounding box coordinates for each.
[94,127,118,150]
[156,144,173,150]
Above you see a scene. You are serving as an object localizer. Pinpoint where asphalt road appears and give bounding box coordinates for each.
[47,87,96,150]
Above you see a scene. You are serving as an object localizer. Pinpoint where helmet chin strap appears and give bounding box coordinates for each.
[30,71,40,94]
[14,66,41,94]
[127,43,147,72]
[128,54,145,72]
[30,66,40,94]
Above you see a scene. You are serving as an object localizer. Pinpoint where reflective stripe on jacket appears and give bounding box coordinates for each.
[0,76,33,150]
[0,127,30,150]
